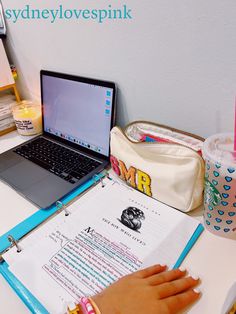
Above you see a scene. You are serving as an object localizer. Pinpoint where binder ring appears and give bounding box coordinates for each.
[103,170,111,180]
[56,201,70,216]
[7,235,22,253]
[93,174,105,188]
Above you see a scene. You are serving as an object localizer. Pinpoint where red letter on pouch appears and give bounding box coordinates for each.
[110,155,120,176]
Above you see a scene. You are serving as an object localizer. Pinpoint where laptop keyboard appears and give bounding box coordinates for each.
[13,137,101,184]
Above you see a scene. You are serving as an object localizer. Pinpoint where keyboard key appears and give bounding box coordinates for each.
[69,179,78,184]
[14,137,101,184]
[27,156,51,171]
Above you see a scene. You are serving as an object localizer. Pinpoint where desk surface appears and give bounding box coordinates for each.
[0,131,235,314]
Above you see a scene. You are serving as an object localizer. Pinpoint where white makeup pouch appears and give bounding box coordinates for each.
[110,121,205,212]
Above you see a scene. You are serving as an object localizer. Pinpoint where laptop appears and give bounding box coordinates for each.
[0,70,116,208]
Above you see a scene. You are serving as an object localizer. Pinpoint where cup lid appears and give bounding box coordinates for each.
[203,133,236,168]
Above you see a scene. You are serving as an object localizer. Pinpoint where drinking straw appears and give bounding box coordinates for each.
[235,98,236,152]
[234,98,236,160]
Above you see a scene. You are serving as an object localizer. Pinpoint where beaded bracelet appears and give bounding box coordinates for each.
[89,298,102,314]
[80,297,96,314]
[67,297,101,314]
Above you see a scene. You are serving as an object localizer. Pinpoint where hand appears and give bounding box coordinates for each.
[92,264,200,314]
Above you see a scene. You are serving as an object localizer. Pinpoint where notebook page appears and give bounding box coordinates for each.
[4,178,201,314]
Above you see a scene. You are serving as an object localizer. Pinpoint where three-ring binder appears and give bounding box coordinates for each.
[56,201,70,216]
[0,171,204,314]
[93,174,105,187]
[0,171,109,314]
[7,235,22,253]
[0,171,106,255]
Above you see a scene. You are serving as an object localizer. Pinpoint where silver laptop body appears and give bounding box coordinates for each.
[0,70,116,209]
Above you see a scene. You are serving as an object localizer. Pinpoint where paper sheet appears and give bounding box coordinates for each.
[0,39,14,87]
[4,179,201,314]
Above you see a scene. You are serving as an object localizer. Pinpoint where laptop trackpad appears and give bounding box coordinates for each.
[25,175,71,209]
[0,160,49,190]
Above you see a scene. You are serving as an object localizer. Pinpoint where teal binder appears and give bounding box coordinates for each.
[0,174,104,254]
[0,173,106,314]
[0,260,49,314]
[0,173,204,314]
[0,224,204,314]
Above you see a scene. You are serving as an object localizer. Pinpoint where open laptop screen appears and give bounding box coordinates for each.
[41,71,116,157]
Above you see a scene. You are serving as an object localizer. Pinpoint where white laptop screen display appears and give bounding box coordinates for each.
[42,75,114,157]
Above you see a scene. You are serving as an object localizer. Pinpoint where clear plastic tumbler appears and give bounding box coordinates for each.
[202,133,236,239]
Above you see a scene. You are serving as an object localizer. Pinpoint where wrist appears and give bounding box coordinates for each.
[89,297,102,314]
[91,294,118,314]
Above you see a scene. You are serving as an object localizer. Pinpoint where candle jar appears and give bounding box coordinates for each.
[12,100,42,136]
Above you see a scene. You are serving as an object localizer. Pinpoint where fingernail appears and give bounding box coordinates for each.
[191,274,199,281]
[160,264,167,268]
[193,288,201,294]
[179,266,186,272]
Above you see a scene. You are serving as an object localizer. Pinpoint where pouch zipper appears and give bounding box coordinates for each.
[115,122,204,157]
[125,120,205,142]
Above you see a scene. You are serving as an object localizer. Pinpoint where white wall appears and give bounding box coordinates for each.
[2,0,236,138]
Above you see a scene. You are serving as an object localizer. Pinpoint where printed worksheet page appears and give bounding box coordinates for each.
[4,178,201,314]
